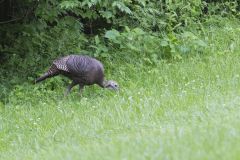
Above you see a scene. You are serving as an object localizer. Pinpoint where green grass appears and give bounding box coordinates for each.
[1,19,240,160]
[1,55,240,160]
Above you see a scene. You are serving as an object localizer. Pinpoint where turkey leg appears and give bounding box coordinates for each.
[64,81,77,96]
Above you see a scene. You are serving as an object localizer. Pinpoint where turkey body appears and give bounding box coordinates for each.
[61,55,104,86]
[35,55,118,95]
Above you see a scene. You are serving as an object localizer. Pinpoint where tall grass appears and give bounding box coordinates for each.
[1,18,240,160]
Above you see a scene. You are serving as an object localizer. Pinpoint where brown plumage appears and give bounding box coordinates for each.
[35,55,118,95]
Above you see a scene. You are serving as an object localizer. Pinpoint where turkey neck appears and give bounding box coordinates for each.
[101,80,109,88]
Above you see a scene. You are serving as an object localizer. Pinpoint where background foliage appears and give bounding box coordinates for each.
[0,0,240,99]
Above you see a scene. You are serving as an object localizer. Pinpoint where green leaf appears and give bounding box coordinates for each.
[104,29,120,41]
[95,35,100,44]
[59,1,80,9]
[112,1,132,14]
[160,40,168,47]
[196,40,207,47]
[133,28,145,35]
[100,11,113,19]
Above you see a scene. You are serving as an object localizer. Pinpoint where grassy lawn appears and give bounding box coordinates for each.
[1,20,240,160]
[1,55,240,160]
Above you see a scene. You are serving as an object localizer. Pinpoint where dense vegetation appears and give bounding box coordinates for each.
[1,0,240,159]
[1,1,239,78]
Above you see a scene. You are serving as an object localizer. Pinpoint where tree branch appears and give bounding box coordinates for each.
[0,1,38,25]
[0,0,5,5]
[0,17,23,24]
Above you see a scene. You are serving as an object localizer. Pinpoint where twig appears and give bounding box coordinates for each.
[0,17,23,24]
[0,0,5,5]
[0,1,39,24]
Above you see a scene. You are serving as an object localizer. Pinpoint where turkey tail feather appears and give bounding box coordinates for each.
[35,72,51,83]
[35,65,60,83]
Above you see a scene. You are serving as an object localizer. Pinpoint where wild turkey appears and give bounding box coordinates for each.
[35,55,118,96]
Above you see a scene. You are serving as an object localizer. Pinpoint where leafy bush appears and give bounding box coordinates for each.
[0,0,240,100]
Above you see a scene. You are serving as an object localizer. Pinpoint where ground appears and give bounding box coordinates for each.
[1,19,240,160]
[1,54,240,160]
